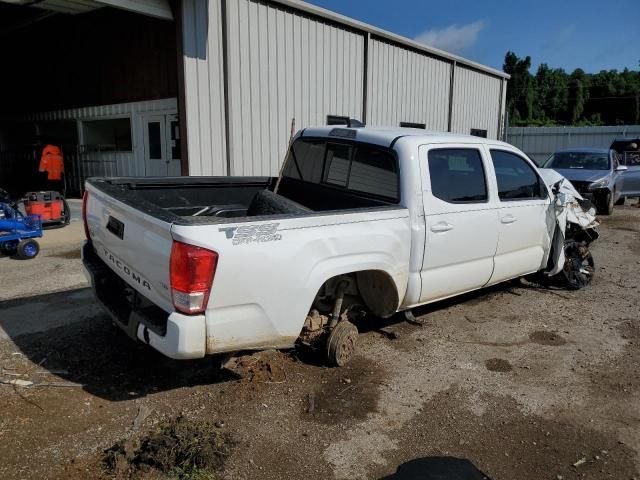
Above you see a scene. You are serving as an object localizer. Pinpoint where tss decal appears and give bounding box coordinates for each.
[219,223,282,245]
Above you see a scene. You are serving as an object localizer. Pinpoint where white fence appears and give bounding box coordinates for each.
[507,125,640,165]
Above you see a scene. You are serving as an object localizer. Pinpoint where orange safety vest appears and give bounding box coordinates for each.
[39,144,64,181]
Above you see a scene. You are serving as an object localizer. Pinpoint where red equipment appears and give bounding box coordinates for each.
[24,191,69,226]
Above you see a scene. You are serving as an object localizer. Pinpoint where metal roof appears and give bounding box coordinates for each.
[272,0,509,80]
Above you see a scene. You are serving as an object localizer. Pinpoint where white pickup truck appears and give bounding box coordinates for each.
[82,127,598,366]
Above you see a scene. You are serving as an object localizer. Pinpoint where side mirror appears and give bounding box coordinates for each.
[616,165,628,172]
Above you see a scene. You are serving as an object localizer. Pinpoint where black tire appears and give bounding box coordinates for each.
[598,191,614,215]
[16,239,40,260]
[0,240,18,257]
[62,197,71,225]
[615,196,625,206]
[562,241,594,290]
[326,320,358,367]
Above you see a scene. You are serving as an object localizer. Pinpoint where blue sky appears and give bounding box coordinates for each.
[306,0,639,74]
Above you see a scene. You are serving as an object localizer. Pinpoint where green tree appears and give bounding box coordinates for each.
[503,51,535,121]
[503,52,640,126]
[534,64,568,122]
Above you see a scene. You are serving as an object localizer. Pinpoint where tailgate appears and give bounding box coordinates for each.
[85,183,174,313]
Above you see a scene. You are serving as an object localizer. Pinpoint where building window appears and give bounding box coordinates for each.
[470,128,487,138]
[82,118,132,151]
[428,148,488,203]
[400,122,426,129]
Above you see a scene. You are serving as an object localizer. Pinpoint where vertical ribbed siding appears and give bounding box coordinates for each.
[367,39,451,131]
[181,0,227,175]
[506,125,640,165]
[226,0,364,176]
[450,66,502,139]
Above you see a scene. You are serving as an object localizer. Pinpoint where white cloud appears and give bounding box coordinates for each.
[414,20,486,53]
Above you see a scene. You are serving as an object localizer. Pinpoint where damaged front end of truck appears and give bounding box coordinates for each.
[540,168,600,289]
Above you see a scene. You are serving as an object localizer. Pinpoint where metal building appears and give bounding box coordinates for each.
[0,0,508,194]
[182,0,509,177]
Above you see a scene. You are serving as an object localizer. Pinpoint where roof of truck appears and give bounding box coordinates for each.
[301,126,512,149]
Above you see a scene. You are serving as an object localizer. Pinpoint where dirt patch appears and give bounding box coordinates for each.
[529,330,567,346]
[102,416,233,479]
[485,358,512,372]
[230,351,287,383]
[48,249,81,259]
[375,388,639,480]
[304,356,384,425]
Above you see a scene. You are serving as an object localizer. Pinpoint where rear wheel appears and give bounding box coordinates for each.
[16,239,40,260]
[326,320,358,367]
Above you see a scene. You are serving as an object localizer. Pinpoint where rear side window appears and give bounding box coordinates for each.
[428,149,488,203]
[284,139,399,201]
[490,150,546,200]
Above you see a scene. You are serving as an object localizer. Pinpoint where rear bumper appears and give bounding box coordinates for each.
[82,241,206,359]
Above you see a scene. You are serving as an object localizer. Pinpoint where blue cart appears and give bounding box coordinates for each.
[0,202,42,259]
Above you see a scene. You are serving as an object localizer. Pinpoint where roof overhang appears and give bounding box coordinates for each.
[0,0,173,20]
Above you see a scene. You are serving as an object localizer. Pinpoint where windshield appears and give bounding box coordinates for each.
[543,151,610,171]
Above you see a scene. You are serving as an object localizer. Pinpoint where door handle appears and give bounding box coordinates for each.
[501,215,517,224]
[430,222,453,233]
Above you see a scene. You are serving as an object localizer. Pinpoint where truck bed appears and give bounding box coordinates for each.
[87,175,398,226]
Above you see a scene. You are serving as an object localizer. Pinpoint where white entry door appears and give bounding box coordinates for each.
[143,114,181,176]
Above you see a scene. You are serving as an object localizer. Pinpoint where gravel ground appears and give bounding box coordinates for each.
[0,201,638,480]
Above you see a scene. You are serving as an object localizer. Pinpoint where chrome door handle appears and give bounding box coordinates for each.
[501,215,517,224]
[430,222,453,232]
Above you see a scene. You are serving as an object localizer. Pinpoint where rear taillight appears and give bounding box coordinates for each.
[82,191,90,239]
[170,241,218,314]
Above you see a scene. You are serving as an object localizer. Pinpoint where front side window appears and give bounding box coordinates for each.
[428,149,488,203]
[491,150,546,200]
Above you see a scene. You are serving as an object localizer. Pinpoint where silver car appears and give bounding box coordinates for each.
[611,138,640,203]
[542,148,629,215]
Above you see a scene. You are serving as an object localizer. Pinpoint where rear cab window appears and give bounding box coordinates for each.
[283,138,400,203]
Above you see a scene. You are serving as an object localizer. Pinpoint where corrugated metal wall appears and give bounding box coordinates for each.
[507,125,640,165]
[450,66,503,139]
[180,0,507,177]
[181,0,228,175]
[367,39,451,131]
[225,0,364,176]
